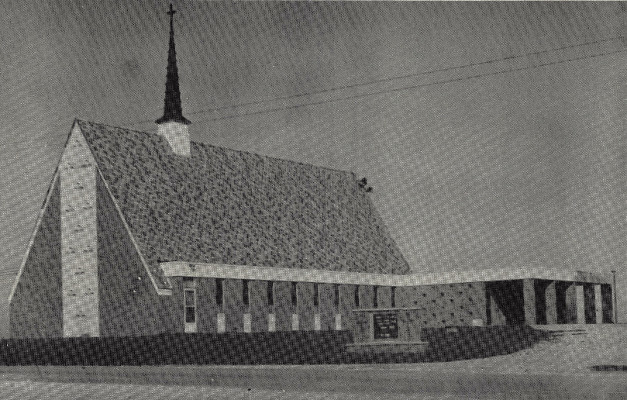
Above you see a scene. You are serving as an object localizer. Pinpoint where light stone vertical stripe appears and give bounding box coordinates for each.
[217,313,226,333]
[575,285,586,324]
[594,284,603,324]
[243,313,252,333]
[334,314,342,330]
[60,125,99,337]
[291,314,299,331]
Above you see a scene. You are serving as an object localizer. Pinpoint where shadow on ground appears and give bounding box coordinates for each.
[0,325,552,365]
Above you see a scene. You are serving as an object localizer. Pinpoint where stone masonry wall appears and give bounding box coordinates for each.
[60,125,99,337]
[397,282,487,328]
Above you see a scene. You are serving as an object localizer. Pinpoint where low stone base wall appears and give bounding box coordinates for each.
[347,340,429,355]
[421,325,551,361]
[0,331,353,365]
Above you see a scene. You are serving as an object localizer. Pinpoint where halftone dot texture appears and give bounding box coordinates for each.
[0,0,624,381]
[76,119,409,289]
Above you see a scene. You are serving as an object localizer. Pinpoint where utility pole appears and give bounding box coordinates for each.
[611,270,617,323]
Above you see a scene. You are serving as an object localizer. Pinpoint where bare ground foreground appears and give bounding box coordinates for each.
[0,325,625,399]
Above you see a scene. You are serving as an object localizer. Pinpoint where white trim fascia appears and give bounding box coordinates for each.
[95,166,172,296]
[161,261,611,286]
[8,170,60,304]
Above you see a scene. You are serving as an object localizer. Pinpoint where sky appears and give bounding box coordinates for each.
[0,1,624,336]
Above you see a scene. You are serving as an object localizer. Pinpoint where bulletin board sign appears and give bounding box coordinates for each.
[373,312,399,339]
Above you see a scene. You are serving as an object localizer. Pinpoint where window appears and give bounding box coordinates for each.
[242,279,249,306]
[391,287,396,308]
[354,286,360,307]
[334,284,340,308]
[373,286,378,308]
[215,278,223,306]
[313,283,319,307]
[184,277,196,331]
[267,281,274,306]
[291,282,298,306]
[184,288,196,324]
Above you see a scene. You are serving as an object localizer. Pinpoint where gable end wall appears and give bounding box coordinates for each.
[10,178,62,338]
[97,173,178,336]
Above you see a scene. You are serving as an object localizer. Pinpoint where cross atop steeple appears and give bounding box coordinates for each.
[156,3,191,156]
[156,3,190,126]
[167,3,177,33]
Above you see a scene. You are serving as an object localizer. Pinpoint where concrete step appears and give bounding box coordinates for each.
[532,323,627,336]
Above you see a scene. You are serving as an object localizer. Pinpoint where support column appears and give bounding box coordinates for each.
[575,285,585,324]
[601,284,614,323]
[564,282,578,324]
[545,281,557,325]
[594,284,603,324]
[583,284,596,324]
[523,279,536,324]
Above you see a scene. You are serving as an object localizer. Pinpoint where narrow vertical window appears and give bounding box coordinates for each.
[184,288,196,324]
[267,281,274,306]
[391,286,396,308]
[313,283,319,307]
[291,282,298,306]
[334,284,340,308]
[373,286,378,308]
[354,286,360,307]
[215,278,223,306]
[242,279,249,306]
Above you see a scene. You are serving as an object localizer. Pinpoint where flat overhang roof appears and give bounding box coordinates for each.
[160,262,611,286]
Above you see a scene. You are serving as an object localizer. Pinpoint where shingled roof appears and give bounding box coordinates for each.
[77,120,410,289]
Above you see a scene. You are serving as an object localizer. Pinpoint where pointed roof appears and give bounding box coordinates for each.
[156,4,190,125]
[76,120,410,290]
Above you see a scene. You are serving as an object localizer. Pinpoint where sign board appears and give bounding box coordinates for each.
[373,312,398,339]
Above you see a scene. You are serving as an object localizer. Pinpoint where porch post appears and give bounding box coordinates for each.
[545,281,557,324]
[523,279,536,324]
[575,284,585,324]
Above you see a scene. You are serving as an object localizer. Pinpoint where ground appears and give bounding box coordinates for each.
[0,325,624,399]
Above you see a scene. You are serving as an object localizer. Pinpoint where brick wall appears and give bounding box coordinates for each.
[274,281,293,331]
[318,283,336,330]
[397,282,487,328]
[249,280,269,332]
[338,284,358,331]
[223,279,244,332]
[97,174,178,336]
[296,282,315,330]
[196,278,219,332]
[10,179,62,338]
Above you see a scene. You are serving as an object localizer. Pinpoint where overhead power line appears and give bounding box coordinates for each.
[193,48,624,123]
[190,36,622,115]
[127,36,623,127]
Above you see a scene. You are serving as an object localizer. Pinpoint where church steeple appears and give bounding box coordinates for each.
[156,3,191,156]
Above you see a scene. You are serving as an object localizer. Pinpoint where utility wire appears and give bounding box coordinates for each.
[128,36,623,127]
[193,48,625,123]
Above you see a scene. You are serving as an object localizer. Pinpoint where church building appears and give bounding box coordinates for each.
[8,5,614,341]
